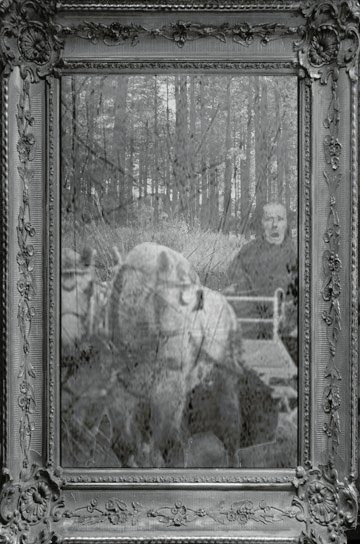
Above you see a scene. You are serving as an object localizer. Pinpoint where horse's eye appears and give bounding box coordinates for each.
[179,291,188,306]
[180,288,199,307]
[194,289,204,311]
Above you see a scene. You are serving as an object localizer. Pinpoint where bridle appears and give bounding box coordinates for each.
[61,269,97,338]
[62,263,205,344]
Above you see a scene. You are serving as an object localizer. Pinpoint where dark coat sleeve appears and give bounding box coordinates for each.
[281,255,298,336]
[225,245,254,296]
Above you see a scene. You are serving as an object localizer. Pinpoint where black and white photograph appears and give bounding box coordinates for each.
[1,2,359,543]
[60,74,298,468]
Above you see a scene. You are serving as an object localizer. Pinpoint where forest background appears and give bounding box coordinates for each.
[61,74,299,468]
[61,74,298,288]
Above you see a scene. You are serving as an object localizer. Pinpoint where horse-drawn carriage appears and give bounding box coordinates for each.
[61,243,297,468]
[226,289,298,411]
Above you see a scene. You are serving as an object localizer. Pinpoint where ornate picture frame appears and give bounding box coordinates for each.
[0,1,358,543]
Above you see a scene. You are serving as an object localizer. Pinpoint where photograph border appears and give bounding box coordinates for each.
[0,1,358,543]
[55,61,304,484]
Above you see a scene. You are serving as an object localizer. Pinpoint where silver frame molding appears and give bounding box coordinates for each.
[0,1,358,543]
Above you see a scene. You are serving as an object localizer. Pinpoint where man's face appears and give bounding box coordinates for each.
[261,203,287,245]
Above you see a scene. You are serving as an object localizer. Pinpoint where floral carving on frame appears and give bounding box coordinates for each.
[0,1,358,544]
[297,1,360,81]
[293,463,358,544]
[0,465,64,544]
[0,0,63,80]
[294,0,360,458]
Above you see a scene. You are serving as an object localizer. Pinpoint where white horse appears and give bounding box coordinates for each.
[61,243,244,467]
[107,242,243,466]
[61,247,110,348]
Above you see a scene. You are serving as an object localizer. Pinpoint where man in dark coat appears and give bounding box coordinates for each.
[225,202,298,358]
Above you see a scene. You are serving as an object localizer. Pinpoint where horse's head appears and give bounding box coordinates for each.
[61,247,97,348]
[153,249,203,337]
[107,242,239,372]
[106,243,202,372]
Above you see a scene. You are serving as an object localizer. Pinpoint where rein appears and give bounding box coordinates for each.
[62,310,86,319]
[62,262,205,344]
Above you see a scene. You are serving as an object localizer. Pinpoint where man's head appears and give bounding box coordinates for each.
[261,202,287,245]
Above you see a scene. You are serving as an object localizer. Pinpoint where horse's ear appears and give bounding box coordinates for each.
[81,246,96,268]
[189,266,200,285]
[62,247,81,271]
[112,246,123,267]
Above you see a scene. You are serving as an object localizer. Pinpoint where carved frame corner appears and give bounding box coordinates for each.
[0,1,358,544]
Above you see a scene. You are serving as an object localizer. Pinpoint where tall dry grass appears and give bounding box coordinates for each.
[62,218,248,288]
[61,218,298,469]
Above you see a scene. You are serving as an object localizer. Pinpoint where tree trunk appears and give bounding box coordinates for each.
[233,123,238,235]
[174,75,189,219]
[143,120,149,199]
[240,80,253,239]
[127,136,134,224]
[189,76,197,226]
[275,85,284,203]
[112,75,129,225]
[162,77,170,215]
[208,88,219,231]
[261,81,269,202]
[138,138,144,205]
[254,76,267,235]
[222,77,232,234]
[209,166,218,230]
[284,116,291,212]
[153,77,159,224]
[199,77,208,229]
[70,76,80,221]
[85,85,95,201]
